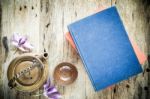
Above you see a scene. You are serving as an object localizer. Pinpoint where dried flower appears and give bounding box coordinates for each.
[43,78,61,99]
[11,33,33,52]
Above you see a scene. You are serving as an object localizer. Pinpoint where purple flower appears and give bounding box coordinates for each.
[11,33,34,52]
[43,78,61,99]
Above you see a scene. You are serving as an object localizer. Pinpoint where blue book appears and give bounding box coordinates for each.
[68,6,142,91]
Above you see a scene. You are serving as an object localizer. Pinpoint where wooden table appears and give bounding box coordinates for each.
[0,0,149,99]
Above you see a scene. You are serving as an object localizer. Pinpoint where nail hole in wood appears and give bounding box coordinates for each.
[46,23,50,28]
[146,68,150,72]
[126,84,130,88]
[24,5,27,9]
[144,86,148,91]
[19,6,22,11]
[113,88,116,93]
[32,6,34,10]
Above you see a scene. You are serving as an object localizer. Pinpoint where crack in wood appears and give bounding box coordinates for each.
[24,5,27,9]
[31,6,34,10]
[19,6,22,11]
[45,1,49,13]
[46,23,50,28]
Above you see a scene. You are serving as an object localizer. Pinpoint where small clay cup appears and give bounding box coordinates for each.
[53,62,78,86]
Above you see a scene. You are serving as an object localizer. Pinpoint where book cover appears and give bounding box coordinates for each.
[68,6,143,91]
[65,32,147,65]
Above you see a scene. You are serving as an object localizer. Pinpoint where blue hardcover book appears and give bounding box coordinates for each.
[68,6,142,91]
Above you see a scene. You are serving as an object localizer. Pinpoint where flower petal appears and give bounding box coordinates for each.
[19,36,27,45]
[22,42,34,50]
[12,33,20,42]
[47,92,61,99]
[44,78,51,90]
[43,78,61,99]
[46,86,57,95]
[12,41,19,47]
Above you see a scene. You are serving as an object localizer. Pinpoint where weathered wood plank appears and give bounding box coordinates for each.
[0,0,149,99]
[1,0,40,99]
[114,0,150,99]
[0,0,4,98]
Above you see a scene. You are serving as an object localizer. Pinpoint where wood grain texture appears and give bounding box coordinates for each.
[0,0,149,99]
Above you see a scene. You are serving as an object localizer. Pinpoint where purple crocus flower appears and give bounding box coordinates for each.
[11,33,34,52]
[43,78,61,99]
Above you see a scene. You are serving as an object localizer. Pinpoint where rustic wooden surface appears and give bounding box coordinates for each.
[0,0,150,99]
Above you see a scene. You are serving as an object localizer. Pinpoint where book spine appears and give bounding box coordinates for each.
[68,27,98,91]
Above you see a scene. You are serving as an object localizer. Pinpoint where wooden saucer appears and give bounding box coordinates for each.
[53,62,78,86]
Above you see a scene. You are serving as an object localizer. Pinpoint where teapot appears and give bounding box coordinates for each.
[7,52,49,92]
